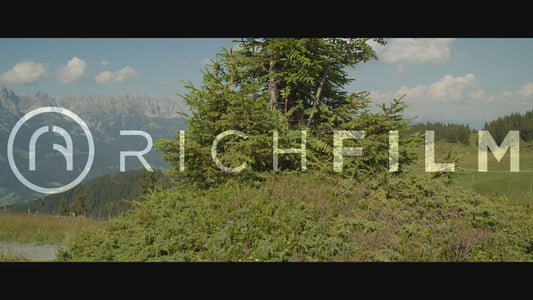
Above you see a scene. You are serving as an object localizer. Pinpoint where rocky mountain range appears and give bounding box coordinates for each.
[0,86,187,204]
[18,91,182,119]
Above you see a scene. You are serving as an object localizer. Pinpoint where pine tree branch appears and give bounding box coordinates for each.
[306,65,330,128]
[267,60,279,110]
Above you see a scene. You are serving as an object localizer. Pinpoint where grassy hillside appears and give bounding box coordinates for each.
[408,133,533,203]
[0,212,107,245]
[7,131,532,262]
[58,172,533,262]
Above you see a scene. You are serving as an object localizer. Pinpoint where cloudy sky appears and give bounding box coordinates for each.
[1,38,532,129]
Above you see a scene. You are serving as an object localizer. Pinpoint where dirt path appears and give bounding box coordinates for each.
[0,240,65,261]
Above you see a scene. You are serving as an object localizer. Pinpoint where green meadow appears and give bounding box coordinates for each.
[0,213,108,245]
[410,134,533,205]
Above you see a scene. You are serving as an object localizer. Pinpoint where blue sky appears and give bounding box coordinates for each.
[1,38,532,129]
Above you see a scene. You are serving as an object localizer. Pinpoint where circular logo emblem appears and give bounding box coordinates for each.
[7,107,95,194]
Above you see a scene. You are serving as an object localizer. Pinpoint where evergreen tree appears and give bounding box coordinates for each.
[59,197,69,216]
[8,169,172,218]
[483,110,533,144]
[156,43,277,186]
[236,38,386,130]
[156,38,421,186]
[139,168,158,195]
[410,122,471,145]
[74,187,88,217]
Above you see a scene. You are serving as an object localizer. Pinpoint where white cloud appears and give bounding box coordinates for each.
[382,38,456,64]
[517,82,533,98]
[371,73,479,103]
[94,66,140,84]
[370,75,533,128]
[100,60,110,67]
[57,57,87,85]
[0,60,48,84]
[426,73,478,101]
[380,38,456,72]
[94,71,114,84]
[366,39,386,56]
[115,66,140,82]
[468,90,486,100]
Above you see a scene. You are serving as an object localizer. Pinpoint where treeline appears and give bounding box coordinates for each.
[483,110,533,144]
[410,121,472,145]
[8,168,171,219]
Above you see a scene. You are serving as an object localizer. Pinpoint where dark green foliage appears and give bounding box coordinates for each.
[57,173,533,262]
[309,95,421,177]
[139,168,158,196]
[483,110,533,144]
[9,169,170,218]
[59,197,68,216]
[156,38,419,185]
[156,43,277,188]
[410,121,471,145]
[73,187,88,217]
[236,38,386,129]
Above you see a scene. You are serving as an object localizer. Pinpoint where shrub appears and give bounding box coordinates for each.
[57,172,533,262]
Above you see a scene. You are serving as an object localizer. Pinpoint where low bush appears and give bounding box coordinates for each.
[58,172,533,262]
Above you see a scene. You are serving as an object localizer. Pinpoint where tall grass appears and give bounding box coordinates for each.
[0,212,108,245]
[0,252,31,262]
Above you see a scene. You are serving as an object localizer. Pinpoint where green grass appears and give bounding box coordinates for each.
[408,134,533,203]
[58,172,533,262]
[0,252,32,262]
[0,212,108,245]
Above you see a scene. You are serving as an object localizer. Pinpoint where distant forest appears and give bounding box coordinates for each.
[8,169,171,219]
[483,110,533,144]
[410,121,472,145]
[410,110,533,145]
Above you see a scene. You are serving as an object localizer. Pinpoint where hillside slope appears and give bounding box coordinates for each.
[408,133,533,202]
[58,172,533,262]
[8,169,170,218]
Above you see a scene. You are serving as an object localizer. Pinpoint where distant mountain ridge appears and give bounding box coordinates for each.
[0,86,20,115]
[17,89,183,119]
[0,86,187,204]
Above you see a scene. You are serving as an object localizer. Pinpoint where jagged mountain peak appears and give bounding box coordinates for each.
[0,86,188,205]
[0,85,16,98]
[0,85,20,114]
[55,92,183,119]
[0,87,184,119]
